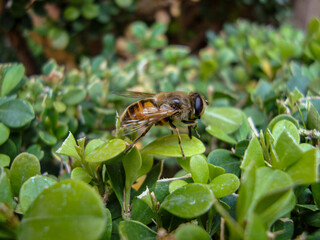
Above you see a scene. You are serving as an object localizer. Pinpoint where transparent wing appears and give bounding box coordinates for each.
[119,108,179,136]
[113,91,157,99]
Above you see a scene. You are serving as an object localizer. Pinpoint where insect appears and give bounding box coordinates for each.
[118,91,208,159]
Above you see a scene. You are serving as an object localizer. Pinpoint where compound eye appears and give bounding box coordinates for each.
[194,94,203,118]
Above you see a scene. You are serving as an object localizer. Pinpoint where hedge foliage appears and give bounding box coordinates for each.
[0,18,320,239]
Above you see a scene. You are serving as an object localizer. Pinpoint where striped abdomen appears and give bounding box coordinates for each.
[120,98,159,125]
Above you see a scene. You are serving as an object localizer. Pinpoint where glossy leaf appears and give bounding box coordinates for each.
[56,131,80,159]
[208,173,240,198]
[39,131,57,146]
[131,198,156,225]
[18,180,107,240]
[177,157,191,173]
[161,183,214,218]
[1,64,25,97]
[0,123,9,145]
[312,183,320,209]
[286,148,317,184]
[119,220,156,240]
[272,120,300,144]
[190,155,209,184]
[208,163,225,180]
[0,171,13,208]
[208,149,241,177]
[62,88,86,105]
[266,114,299,133]
[175,224,211,240]
[169,180,188,193]
[142,134,205,158]
[206,125,237,144]
[137,153,153,178]
[307,18,320,38]
[307,102,320,130]
[86,139,126,163]
[0,154,10,167]
[123,146,142,187]
[274,130,303,169]
[0,99,34,128]
[241,136,265,170]
[19,176,57,213]
[245,213,268,240]
[10,153,41,196]
[202,107,244,134]
[71,167,93,183]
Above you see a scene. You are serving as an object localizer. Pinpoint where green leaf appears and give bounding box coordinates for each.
[0,154,10,167]
[161,183,214,218]
[131,198,156,225]
[312,182,320,209]
[18,180,107,240]
[169,180,188,193]
[85,139,126,163]
[123,146,142,187]
[208,163,225,181]
[236,163,257,225]
[307,18,320,38]
[0,99,34,128]
[175,224,211,240]
[106,161,125,210]
[309,42,320,61]
[177,157,191,172]
[131,21,147,40]
[142,134,205,158]
[150,22,167,38]
[0,171,14,208]
[286,148,317,184]
[26,144,44,161]
[274,130,303,170]
[81,3,99,19]
[119,220,156,240]
[238,167,295,227]
[190,155,209,184]
[48,28,69,50]
[202,107,244,134]
[10,153,40,196]
[208,173,240,198]
[266,114,299,134]
[39,131,57,146]
[84,139,104,156]
[307,102,320,130]
[1,64,25,96]
[56,131,80,159]
[241,136,265,170]
[71,167,93,183]
[19,176,57,213]
[134,161,163,197]
[208,149,241,177]
[53,101,66,113]
[272,120,300,144]
[0,123,9,145]
[206,125,237,144]
[62,88,86,105]
[137,153,154,178]
[64,6,80,21]
[245,213,269,240]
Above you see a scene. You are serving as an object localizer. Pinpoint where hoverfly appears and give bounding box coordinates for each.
[118,91,208,159]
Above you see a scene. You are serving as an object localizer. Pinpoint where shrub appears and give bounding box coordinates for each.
[0,18,320,239]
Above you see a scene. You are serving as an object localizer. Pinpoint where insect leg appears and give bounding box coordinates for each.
[192,122,200,138]
[169,121,185,159]
[125,124,153,152]
[188,126,192,139]
[182,120,200,138]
